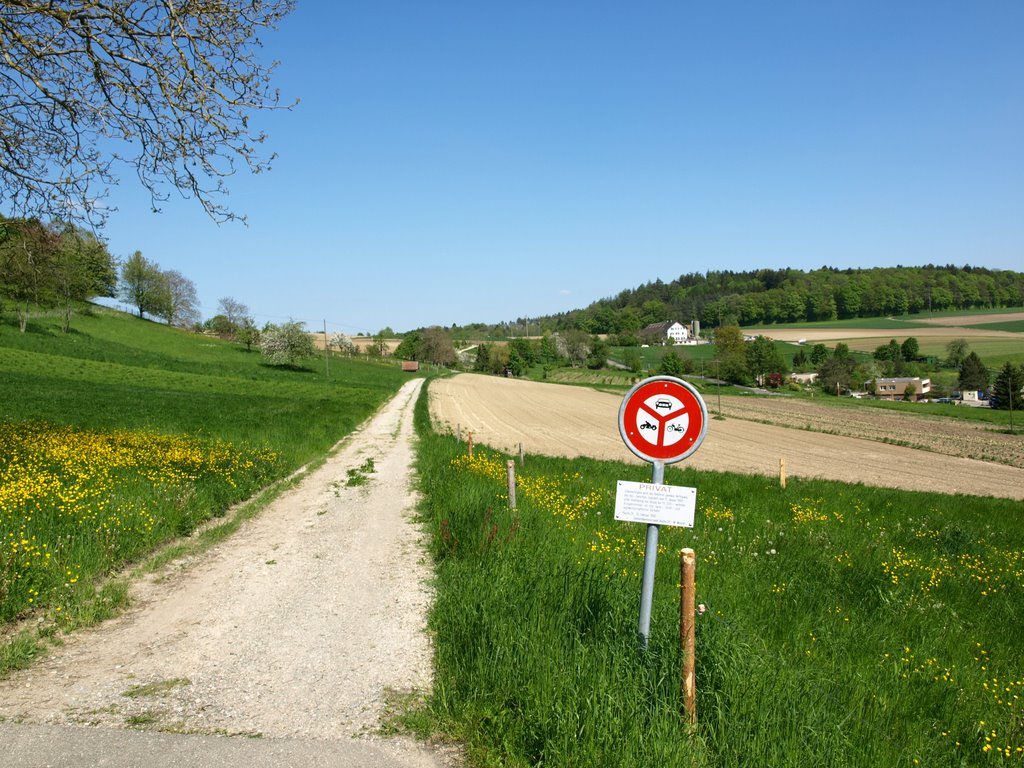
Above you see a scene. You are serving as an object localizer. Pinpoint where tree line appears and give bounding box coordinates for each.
[471,265,1024,340]
[0,216,205,332]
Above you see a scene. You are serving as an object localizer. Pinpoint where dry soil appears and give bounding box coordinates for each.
[429,374,1024,500]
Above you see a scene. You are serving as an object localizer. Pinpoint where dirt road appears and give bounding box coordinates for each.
[0,379,452,767]
[429,374,1024,500]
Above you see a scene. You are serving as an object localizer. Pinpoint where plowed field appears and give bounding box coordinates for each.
[429,374,1024,500]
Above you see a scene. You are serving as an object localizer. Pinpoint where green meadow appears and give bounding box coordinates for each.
[4,304,1023,766]
[0,306,407,463]
[413,384,1024,767]
[0,306,407,647]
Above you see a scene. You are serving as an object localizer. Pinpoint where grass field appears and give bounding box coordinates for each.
[744,317,934,330]
[414,383,1024,767]
[0,305,408,640]
[744,306,1024,331]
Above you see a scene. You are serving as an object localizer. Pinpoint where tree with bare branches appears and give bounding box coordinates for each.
[0,0,295,227]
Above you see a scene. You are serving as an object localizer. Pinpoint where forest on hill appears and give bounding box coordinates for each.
[469,265,1024,338]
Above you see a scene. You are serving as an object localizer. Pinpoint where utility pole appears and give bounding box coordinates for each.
[716,359,722,415]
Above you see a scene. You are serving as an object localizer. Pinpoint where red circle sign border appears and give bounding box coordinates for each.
[618,376,708,464]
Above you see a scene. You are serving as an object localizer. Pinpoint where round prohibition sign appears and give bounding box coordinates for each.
[618,376,708,464]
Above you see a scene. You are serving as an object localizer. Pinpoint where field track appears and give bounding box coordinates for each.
[430,374,1024,500]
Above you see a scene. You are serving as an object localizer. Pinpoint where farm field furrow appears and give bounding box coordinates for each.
[430,374,1024,500]
[717,394,1024,468]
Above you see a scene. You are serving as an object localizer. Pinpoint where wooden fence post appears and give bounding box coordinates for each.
[468,432,473,459]
[680,548,697,724]
[518,442,525,467]
[780,457,787,489]
[506,460,517,510]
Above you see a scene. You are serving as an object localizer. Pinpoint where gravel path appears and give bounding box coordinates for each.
[0,378,454,767]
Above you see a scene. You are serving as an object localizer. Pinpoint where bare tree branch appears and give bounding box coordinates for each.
[0,0,296,227]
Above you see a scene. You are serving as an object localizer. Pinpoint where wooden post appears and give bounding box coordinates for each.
[680,548,697,724]
[457,423,462,442]
[780,457,787,489]
[506,460,517,509]
[468,431,473,459]
[518,442,525,466]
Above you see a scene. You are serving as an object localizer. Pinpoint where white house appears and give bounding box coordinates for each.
[789,372,819,385]
[641,321,690,345]
[959,390,989,407]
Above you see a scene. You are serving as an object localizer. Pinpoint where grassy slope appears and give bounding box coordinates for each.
[0,305,410,654]
[0,305,408,467]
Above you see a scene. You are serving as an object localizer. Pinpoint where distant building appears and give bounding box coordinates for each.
[789,372,819,385]
[959,390,989,407]
[640,321,690,345]
[874,377,931,402]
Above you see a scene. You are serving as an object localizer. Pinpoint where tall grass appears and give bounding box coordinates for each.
[414,384,1024,766]
[0,307,409,631]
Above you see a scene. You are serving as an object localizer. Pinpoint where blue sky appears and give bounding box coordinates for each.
[100,1,1023,335]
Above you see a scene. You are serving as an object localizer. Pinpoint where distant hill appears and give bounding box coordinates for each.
[473,265,1024,338]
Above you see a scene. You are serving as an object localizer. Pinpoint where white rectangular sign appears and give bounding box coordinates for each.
[614,481,696,528]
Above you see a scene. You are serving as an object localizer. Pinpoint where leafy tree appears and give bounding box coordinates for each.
[538,334,562,364]
[48,224,118,331]
[809,344,830,366]
[393,331,422,361]
[945,338,970,368]
[900,337,920,361]
[658,351,684,377]
[612,331,641,347]
[237,319,260,352]
[874,339,903,363]
[205,315,236,338]
[746,335,787,385]
[817,353,855,395]
[586,335,608,369]
[792,348,809,370]
[120,251,167,319]
[260,321,315,367]
[622,347,644,374]
[509,338,536,367]
[365,332,390,357]
[474,343,491,372]
[0,217,60,331]
[958,352,990,392]
[560,329,590,368]
[0,0,294,227]
[713,325,749,383]
[991,363,1024,412]
[507,349,527,377]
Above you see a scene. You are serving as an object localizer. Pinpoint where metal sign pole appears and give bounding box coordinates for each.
[637,460,665,649]
[619,376,708,651]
